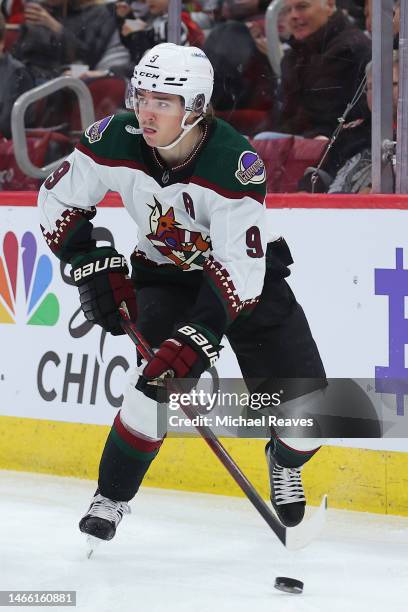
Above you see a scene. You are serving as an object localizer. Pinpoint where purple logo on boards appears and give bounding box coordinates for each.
[375,248,408,415]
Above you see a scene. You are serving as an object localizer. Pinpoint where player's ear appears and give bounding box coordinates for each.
[185,112,201,126]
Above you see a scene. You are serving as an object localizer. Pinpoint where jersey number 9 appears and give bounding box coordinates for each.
[44,161,71,190]
[246,226,263,258]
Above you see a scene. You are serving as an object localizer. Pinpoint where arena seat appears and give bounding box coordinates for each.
[68,77,127,132]
[250,137,327,192]
[0,133,51,190]
[4,24,20,52]
[249,136,294,192]
[278,138,327,192]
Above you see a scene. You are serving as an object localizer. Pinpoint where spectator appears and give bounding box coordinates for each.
[393,0,400,48]
[12,0,67,82]
[364,0,399,44]
[364,0,371,32]
[221,0,269,22]
[64,0,121,67]
[204,20,276,115]
[118,0,204,65]
[0,11,33,137]
[300,51,399,193]
[337,0,365,29]
[277,0,371,139]
[13,0,117,84]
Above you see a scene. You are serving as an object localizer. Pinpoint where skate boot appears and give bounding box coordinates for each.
[266,444,306,527]
[79,490,131,541]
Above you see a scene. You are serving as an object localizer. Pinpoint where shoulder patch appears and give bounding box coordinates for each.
[235,151,266,185]
[85,115,114,144]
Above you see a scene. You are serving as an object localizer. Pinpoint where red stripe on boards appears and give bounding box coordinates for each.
[2,192,408,209]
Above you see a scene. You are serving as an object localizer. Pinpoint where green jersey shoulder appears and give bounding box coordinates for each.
[194,118,266,201]
[78,114,266,201]
[79,112,144,164]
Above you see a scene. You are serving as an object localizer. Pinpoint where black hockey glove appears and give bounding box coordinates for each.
[137,323,221,401]
[71,247,137,335]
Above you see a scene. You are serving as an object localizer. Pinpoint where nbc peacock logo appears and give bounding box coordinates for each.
[0,231,59,325]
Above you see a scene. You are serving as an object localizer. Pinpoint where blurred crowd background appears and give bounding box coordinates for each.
[0,0,401,193]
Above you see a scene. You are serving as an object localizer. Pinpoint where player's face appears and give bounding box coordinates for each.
[136,90,185,147]
[283,0,334,41]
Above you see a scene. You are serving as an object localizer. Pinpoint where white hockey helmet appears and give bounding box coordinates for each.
[129,43,214,149]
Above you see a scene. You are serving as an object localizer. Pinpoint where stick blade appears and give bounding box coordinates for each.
[284,495,328,551]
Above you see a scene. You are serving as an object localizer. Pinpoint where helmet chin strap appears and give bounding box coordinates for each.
[156,112,204,151]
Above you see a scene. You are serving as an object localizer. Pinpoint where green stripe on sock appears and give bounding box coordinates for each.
[110,428,160,462]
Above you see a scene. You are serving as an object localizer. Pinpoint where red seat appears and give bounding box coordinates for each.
[0,134,50,190]
[279,138,327,193]
[250,137,327,193]
[69,77,127,132]
[4,25,20,52]
[250,137,294,193]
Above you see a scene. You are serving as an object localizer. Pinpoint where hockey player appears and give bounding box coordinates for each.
[38,43,326,540]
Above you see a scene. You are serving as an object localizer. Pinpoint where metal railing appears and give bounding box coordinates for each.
[11,76,95,180]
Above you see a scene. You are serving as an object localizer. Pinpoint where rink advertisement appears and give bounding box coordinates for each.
[1,194,408,515]
[1,197,408,437]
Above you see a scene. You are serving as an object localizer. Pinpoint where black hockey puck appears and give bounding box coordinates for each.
[274,577,304,594]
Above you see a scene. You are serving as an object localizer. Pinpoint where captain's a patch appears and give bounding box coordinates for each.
[235,151,266,185]
[85,115,114,144]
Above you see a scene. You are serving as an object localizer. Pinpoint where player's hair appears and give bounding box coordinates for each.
[204,103,215,123]
[0,12,5,43]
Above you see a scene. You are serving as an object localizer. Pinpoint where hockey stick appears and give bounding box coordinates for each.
[119,305,327,550]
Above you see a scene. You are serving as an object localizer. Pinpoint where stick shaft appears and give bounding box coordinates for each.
[119,310,287,546]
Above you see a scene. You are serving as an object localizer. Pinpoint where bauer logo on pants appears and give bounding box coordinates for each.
[235,151,266,185]
[0,231,59,325]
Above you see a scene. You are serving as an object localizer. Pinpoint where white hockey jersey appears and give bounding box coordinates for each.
[38,113,272,337]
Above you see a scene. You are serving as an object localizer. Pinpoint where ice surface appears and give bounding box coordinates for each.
[1,470,407,612]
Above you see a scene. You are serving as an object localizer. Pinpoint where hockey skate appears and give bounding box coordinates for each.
[266,443,306,528]
[79,490,131,545]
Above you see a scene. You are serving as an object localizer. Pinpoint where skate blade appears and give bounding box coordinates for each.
[285,494,328,551]
[85,535,102,559]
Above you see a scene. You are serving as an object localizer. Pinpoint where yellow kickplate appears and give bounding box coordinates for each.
[0,415,407,516]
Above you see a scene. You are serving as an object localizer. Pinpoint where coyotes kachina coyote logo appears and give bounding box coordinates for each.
[147,198,210,271]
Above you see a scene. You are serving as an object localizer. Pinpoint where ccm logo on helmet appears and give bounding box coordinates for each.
[178,325,219,367]
[73,256,127,282]
[139,71,159,79]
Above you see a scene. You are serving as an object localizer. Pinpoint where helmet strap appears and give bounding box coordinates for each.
[156,111,204,150]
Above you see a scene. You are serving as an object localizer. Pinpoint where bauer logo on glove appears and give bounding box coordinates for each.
[177,325,219,367]
[71,247,138,336]
[73,255,128,283]
[136,323,221,401]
